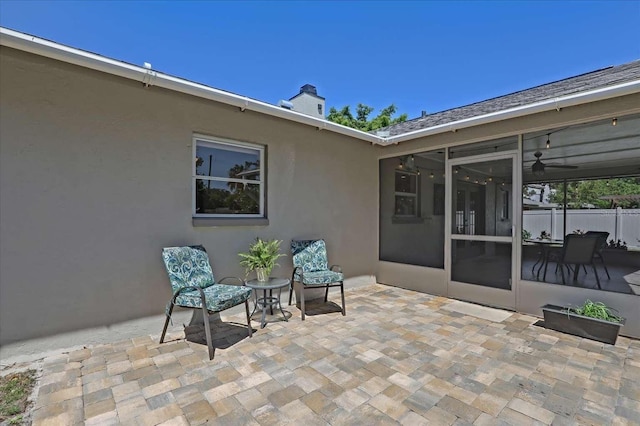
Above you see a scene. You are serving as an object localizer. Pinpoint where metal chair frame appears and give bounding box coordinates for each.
[160,247,252,360]
[585,231,611,279]
[288,240,346,321]
[558,234,602,289]
[289,265,346,321]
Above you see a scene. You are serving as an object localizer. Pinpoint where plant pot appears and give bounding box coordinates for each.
[255,268,270,282]
[541,304,625,345]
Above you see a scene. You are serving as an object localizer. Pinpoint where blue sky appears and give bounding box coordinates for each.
[1,1,639,120]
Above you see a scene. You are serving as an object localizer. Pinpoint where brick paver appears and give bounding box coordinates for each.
[28,284,640,425]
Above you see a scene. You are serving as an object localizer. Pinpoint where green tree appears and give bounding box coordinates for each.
[227,160,260,213]
[549,178,640,208]
[195,158,261,214]
[326,103,407,131]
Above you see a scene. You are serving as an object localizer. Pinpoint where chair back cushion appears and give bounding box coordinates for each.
[162,246,215,293]
[291,239,329,272]
[562,234,599,265]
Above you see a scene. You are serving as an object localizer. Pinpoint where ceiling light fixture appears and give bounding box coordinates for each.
[545,134,551,149]
[612,117,618,126]
[429,171,434,179]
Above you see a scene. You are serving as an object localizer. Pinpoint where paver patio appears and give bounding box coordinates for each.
[26,284,640,425]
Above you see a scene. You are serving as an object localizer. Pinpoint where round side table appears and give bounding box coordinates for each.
[245,277,291,328]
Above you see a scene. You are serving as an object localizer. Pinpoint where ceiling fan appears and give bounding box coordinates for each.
[531,151,578,177]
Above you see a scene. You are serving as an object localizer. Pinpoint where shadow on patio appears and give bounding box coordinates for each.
[27,284,640,425]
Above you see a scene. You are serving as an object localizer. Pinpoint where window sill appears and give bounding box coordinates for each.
[392,216,424,224]
[192,217,269,227]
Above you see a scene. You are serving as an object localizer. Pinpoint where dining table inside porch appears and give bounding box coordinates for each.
[525,238,564,281]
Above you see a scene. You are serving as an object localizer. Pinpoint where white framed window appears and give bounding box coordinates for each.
[193,135,265,218]
[394,170,419,217]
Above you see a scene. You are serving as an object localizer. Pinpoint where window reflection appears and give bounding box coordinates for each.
[196,179,260,215]
[193,137,263,216]
[195,144,260,180]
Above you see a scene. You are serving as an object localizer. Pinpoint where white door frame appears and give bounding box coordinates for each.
[445,148,521,309]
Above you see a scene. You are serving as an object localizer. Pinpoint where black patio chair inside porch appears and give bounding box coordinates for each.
[557,234,602,289]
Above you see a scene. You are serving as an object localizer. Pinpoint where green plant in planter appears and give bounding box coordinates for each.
[607,239,628,250]
[239,238,286,281]
[522,229,532,240]
[568,300,623,323]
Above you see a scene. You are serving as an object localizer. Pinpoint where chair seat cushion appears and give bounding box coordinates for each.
[174,284,252,312]
[296,270,344,286]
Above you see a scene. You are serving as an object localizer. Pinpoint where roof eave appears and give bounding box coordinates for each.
[383,80,640,145]
[2,27,638,147]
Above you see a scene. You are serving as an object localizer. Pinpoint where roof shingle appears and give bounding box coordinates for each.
[382,60,640,136]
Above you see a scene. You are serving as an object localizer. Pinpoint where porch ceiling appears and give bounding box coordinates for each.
[523,113,640,182]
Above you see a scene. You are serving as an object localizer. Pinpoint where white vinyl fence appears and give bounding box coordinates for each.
[523,208,640,247]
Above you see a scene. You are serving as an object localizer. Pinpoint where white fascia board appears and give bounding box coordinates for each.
[384,79,640,145]
[0,28,384,145]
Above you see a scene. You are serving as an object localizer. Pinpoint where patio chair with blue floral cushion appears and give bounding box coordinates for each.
[288,239,345,320]
[160,245,253,360]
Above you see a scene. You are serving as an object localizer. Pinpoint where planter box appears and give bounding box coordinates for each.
[541,304,625,345]
[601,249,640,267]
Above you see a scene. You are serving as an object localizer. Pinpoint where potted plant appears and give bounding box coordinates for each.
[541,300,625,345]
[239,238,286,282]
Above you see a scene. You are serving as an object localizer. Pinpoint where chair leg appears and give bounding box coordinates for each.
[300,285,306,321]
[289,282,294,306]
[245,300,253,338]
[531,254,541,274]
[601,259,611,279]
[159,302,174,344]
[592,263,601,289]
[340,282,346,316]
[324,285,329,303]
[201,307,214,360]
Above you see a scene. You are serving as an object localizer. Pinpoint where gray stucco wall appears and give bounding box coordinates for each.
[0,47,377,345]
